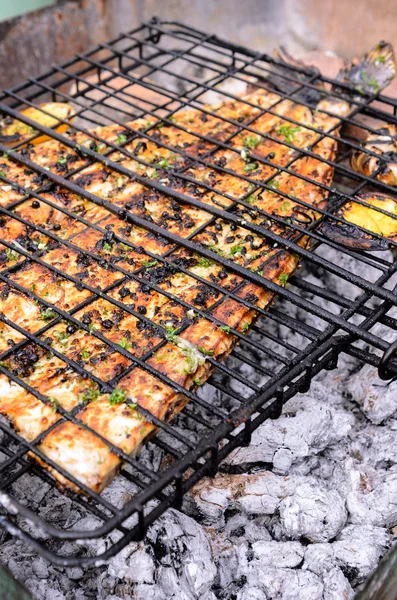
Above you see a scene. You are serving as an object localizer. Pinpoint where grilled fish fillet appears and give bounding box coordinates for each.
[320,191,397,251]
[0,45,392,493]
[0,102,75,146]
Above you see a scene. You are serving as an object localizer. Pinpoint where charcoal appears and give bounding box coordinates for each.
[279,481,347,542]
[348,364,397,424]
[332,524,390,580]
[225,394,354,474]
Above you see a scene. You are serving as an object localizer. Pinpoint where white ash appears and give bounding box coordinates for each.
[347,364,397,424]
[1,247,397,599]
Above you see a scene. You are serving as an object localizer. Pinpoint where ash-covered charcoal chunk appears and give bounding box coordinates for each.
[38,245,122,291]
[73,297,163,359]
[46,321,131,381]
[0,375,59,441]
[279,481,347,542]
[347,363,397,424]
[9,261,92,311]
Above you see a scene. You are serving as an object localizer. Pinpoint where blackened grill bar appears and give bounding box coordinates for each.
[0,19,396,567]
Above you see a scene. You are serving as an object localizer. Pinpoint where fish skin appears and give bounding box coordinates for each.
[351,124,397,187]
[0,87,342,493]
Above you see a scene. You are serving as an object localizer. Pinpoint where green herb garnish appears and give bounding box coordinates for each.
[242,135,261,149]
[119,337,132,350]
[220,325,231,333]
[5,248,18,262]
[79,387,100,403]
[198,345,214,356]
[53,331,69,345]
[56,157,67,165]
[116,133,127,145]
[157,157,169,169]
[279,273,289,287]
[80,348,90,360]
[41,307,57,321]
[243,162,258,173]
[267,179,279,190]
[48,396,58,413]
[242,322,249,333]
[109,387,127,405]
[275,124,302,143]
[142,259,158,268]
[230,245,244,257]
[197,257,213,268]
[166,326,179,343]
[281,201,290,212]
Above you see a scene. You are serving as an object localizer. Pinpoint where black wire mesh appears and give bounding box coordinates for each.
[0,18,396,566]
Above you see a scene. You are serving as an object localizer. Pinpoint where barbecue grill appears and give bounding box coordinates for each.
[0,18,397,569]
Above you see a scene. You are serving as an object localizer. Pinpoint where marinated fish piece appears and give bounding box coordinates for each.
[0,44,395,494]
[344,42,397,185]
[336,41,396,97]
[351,124,397,187]
[320,192,397,250]
[0,102,75,146]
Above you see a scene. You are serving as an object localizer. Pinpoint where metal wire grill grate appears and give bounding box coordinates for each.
[0,18,397,566]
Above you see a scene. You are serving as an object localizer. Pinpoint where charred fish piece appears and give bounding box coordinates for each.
[319,192,397,251]
[351,124,397,186]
